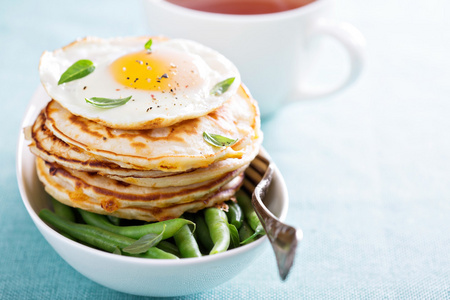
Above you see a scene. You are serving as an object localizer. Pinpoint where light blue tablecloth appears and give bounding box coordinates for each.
[1,0,449,298]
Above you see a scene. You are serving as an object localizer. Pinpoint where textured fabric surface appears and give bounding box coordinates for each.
[1,0,449,299]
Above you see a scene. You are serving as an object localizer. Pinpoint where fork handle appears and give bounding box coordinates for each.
[251,163,300,280]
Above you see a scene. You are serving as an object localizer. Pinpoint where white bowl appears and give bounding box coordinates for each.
[16,87,289,297]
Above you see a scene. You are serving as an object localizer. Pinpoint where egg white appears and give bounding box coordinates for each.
[39,36,241,129]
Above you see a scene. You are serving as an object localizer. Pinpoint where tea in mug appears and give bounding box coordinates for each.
[166,0,316,15]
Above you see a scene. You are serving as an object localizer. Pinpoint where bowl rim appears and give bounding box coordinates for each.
[16,86,289,266]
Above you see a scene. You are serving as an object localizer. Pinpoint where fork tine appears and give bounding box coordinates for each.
[242,178,255,195]
[250,155,269,175]
[245,166,263,186]
[243,153,270,194]
[255,153,270,166]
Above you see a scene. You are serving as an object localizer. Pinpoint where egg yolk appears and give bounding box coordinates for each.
[110,50,193,91]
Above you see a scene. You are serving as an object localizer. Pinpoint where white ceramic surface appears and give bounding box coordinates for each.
[143,0,366,117]
[16,87,290,297]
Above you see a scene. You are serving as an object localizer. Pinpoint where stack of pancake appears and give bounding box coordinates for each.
[27,37,262,222]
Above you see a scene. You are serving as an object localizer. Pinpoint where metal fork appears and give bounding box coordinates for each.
[244,154,303,280]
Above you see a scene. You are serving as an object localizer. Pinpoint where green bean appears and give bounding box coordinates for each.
[182,212,196,223]
[39,209,177,259]
[180,213,198,240]
[236,191,265,236]
[182,213,199,243]
[225,200,243,229]
[51,197,76,222]
[194,212,214,252]
[107,215,121,226]
[156,240,180,257]
[239,220,256,245]
[174,224,202,258]
[204,207,230,255]
[228,223,240,249]
[59,231,77,241]
[77,209,193,240]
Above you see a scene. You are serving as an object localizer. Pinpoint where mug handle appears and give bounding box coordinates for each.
[294,18,366,99]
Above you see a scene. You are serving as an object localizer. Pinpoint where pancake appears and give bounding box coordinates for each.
[44,84,261,172]
[105,148,257,188]
[36,158,244,221]
[28,109,261,187]
[28,111,184,180]
[32,36,263,223]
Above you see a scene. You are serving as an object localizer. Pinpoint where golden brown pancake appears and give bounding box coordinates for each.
[36,158,244,221]
[28,109,261,187]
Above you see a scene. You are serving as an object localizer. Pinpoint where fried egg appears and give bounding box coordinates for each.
[39,36,240,129]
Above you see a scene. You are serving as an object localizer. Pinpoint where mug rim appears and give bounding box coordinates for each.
[145,0,329,22]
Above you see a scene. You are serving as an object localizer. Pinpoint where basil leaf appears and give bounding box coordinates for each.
[203,132,238,147]
[228,224,240,249]
[58,59,95,85]
[210,77,235,96]
[85,96,132,108]
[123,225,166,254]
[145,39,152,51]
